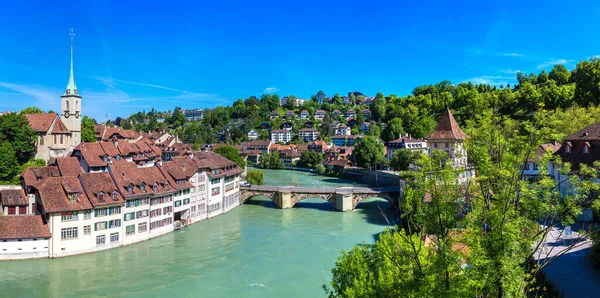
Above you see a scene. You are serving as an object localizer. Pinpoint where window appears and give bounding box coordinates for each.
[434,143,438,148]
[61,227,78,240]
[98,193,105,202]
[211,178,221,184]
[96,235,105,246]
[95,221,107,231]
[175,200,182,207]
[138,222,147,232]
[584,145,590,154]
[40,136,44,145]
[110,232,119,242]
[60,135,64,144]
[84,225,91,235]
[7,206,15,215]
[566,146,571,153]
[61,211,78,221]
[126,225,135,236]
[128,184,134,194]
[111,192,118,200]
[108,219,121,228]
[124,212,135,221]
[84,210,92,219]
[211,187,220,196]
[153,184,158,192]
[109,206,121,215]
[95,208,108,217]
[54,135,57,144]
[183,198,190,205]
[163,206,172,214]
[67,193,77,202]
[66,100,69,110]
[140,183,146,193]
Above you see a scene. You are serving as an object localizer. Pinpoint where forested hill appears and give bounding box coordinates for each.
[122,58,600,144]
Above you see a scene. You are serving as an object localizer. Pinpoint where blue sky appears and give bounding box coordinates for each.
[0,1,599,121]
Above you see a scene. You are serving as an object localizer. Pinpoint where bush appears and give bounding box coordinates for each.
[315,164,326,175]
[246,169,264,185]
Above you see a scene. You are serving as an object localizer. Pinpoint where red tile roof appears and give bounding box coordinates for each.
[0,189,28,206]
[21,166,61,188]
[0,216,50,239]
[24,113,58,133]
[38,177,92,213]
[56,157,83,177]
[79,172,125,207]
[564,123,600,141]
[51,118,71,134]
[427,108,467,141]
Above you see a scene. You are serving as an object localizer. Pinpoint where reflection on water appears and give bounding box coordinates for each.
[0,170,396,298]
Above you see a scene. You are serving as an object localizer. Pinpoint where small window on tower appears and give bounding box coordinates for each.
[66,100,70,110]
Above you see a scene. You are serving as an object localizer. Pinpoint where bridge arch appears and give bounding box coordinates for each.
[352,192,398,210]
[240,190,280,208]
[290,193,337,210]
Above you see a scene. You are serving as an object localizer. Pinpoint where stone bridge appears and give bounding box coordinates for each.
[240,185,399,212]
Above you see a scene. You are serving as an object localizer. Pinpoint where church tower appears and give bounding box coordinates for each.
[61,28,82,146]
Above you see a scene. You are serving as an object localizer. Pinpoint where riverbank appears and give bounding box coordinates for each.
[254,167,399,187]
[0,170,395,297]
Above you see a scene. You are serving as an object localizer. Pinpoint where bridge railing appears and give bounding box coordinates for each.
[240,185,398,193]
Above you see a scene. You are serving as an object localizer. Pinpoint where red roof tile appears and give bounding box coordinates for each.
[21,166,60,188]
[56,157,83,177]
[427,108,467,141]
[38,177,92,213]
[0,216,50,239]
[79,172,125,207]
[24,113,58,133]
[0,189,28,206]
[51,118,71,134]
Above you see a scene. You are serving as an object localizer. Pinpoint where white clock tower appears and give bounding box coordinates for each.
[61,28,82,146]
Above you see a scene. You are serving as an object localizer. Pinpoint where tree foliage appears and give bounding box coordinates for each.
[354,136,386,169]
[0,113,37,164]
[81,115,97,142]
[214,145,246,168]
[389,149,420,171]
[259,152,285,169]
[246,169,264,185]
[20,107,44,114]
[315,163,326,175]
[299,150,323,168]
[325,112,595,297]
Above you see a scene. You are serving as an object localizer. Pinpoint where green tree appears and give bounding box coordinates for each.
[315,163,326,175]
[549,64,571,85]
[214,145,246,168]
[20,107,44,114]
[320,113,333,137]
[81,116,97,142]
[299,150,323,168]
[537,70,549,84]
[168,107,187,128]
[574,58,600,106]
[371,92,386,122]
[259,152,285,169]
[0,113,37,164]
[382,118,404,142]
[353,136,386,170]
[333,94,343,106]
[0,142,19,184]
[366,124,381,138]
[18,158,46,174]
[121,119,133,130]
[246,169,264,185]
[389,148,419,171]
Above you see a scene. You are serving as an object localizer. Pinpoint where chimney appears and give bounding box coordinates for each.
[114,140,119,148]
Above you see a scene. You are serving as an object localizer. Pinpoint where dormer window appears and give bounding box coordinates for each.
[153,184,158,192]
[98,192,105,202]
[111,192,118,200]
[584,143,590,154]
[165,182,169,191]
[103,154,109,162]
[67,192,77,203]
[116,155,121,161]
[127,184,134,194]
[565,145,571,154]
[140,183,146,193]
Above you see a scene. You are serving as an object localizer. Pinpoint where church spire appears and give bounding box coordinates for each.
[62,28,80,98]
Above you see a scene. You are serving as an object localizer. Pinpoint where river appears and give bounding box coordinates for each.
[0,169,396,298]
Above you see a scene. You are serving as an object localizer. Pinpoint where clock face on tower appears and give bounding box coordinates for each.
[63,111,70,118]
[63,111,80,119]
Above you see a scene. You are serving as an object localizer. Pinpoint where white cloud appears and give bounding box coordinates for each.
[263,87,279,94]
[497,69,521,74]
[537,59,571,69]
[502,53,523,57]
[0,82,58,111]
[461,76,513,86]
[95,76,191,93]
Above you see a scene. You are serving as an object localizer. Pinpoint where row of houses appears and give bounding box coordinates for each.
[0,145,242,260]
[270,108,372,121]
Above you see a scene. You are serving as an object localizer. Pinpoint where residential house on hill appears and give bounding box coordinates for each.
[285,110,295,119]
[270,110,279,119]
[332,110,342,117]
[335,124,351,136]
[345,110,356,120]
[362,108,371,118]
[281,122,293,131]
[308,140,330,154]
[523,142,561,180]
[332,135,357,147]
[299,128,319,142]
[315,110,326,120]
[184,109,204,122]
[271,129,292,144]
[386,135,428,160]
[300,110,310,119]
[247,130,259,140]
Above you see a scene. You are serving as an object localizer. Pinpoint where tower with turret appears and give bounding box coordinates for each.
[60,28,81,147]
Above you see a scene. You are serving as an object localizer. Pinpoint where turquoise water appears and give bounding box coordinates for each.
[0,169,395,298]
